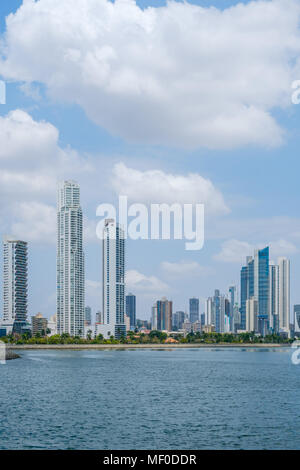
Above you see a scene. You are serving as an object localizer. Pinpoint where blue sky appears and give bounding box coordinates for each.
[0,0,300,321]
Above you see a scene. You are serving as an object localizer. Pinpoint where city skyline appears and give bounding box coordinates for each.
[1,0,300,322]
[0,186,295,338]
[2,185,297,335]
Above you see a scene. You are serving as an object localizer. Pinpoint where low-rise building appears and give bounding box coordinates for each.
[31,313,48,337]
[202,324,215,333]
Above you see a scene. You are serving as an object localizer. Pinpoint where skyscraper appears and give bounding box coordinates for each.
[205,296,214,326]
[246,298,257,332]
[126,293,136,329]
[57,181,84,337]
[205,290,226,333]
[151,303,158,330]
[256,247,269,326]
[240,266,248,331]
[229,285,238,332]
[3,238,28,334]
[155,298,172,331]
[240,247,269,334]
[84,306,92,326]
[189,298,199,323]
[214,289,226,333]
[101,219,126,339]
[278,257,290,333]
[173,311,185,330]
[269,264,279,333]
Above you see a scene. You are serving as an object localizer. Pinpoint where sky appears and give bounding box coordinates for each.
[0,0,300,322]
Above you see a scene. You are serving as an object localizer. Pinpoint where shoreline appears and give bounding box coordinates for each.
[7,343,291,351]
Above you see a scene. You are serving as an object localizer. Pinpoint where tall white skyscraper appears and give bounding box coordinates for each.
[151,303,158,330]
[205,297,214,326]
[205,290,226,333]
[246,298,258,332]
[229,285,238,332]
[101,219,126,339]
[278,257,290,333]
[269,264,279,333]
[3,238,28,334]
[57,181,84,337]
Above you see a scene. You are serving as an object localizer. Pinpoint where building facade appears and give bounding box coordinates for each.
[173,311,185,330]
[154,298,173,331]
[205,296,214,326]
[240,247,270,335]
[3,238,28,334]
[31,313,48,337]
[240,266,248,330]
[214,289,226,333]
[189,298,199,323]
[57,181,85,337]
[269,264,279,333]
[126,293,136,329]
[205,290,226,333]
[84,306,92,326]
[229,285,239,332]
[278,257,290,334]
[246,298,258,332]
[101,219,126,339]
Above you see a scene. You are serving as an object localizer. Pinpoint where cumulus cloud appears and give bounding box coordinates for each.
[207,216,300,242]
[11,202,56,244]
[0,109,91,242]
[269,238,298,256]
[112,162,228,215]
[214,239,254,263]
[126,269,169,294]
[0,109,90,200]
[1,0,300,148]
[214,237,298,263]
[161,260,214,279]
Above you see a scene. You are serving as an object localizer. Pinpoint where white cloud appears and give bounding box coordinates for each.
[112,162,229,215]
[207,216,300,242]
[214,239,254,263]
[161,260,213,279]
[0,109,58,163]
[1,0,300,148]
[0,109,92,243]
[0,109,90,201]
[11,202,56,244]
[214,237,298,263]
[269,238,298,256]
[126,269,169,294]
